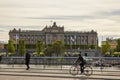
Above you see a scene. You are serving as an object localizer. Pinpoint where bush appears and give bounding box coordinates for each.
[113,52,120,57]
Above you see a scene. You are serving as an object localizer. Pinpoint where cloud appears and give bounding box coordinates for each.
[26,15,96,21]
[99,9,120,16]
[0,0,120,43]
[25,9,120,21]
[109,10,120,16]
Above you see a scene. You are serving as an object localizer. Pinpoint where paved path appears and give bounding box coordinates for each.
[0,64,120,80]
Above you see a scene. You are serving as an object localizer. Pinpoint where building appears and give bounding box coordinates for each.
[0,41,5,53]
[9,22,99,57]
[0,41,4,49]
[9,22,98,46]
[106,38,117,49]
[102,38,117,50]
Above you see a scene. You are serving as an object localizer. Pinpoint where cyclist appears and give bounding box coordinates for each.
[75,52,86,74]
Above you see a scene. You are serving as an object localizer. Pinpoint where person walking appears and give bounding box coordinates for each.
[0,55,2,63]
[25,52,31,70]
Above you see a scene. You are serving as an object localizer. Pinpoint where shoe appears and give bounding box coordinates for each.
[80,71,84,74]
[26,67,30,70]
[81,72,83,74]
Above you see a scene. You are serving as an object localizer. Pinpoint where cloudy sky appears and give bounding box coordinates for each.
[0,0,120,44]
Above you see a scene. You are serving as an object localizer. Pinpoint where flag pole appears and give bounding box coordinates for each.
[16,37,17,52]
[74,35,76,52]
[15,34,18,55]
[70,37,72,51]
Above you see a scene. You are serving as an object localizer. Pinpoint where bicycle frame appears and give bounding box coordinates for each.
[69,63,93,76]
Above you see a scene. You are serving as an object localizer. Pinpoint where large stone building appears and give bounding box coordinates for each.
[9,22,98,46]
[9,22,99,57]
[106,38,117,49]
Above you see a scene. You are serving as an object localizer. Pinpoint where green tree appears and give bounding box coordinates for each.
[52,40,65,56]
[36,40,44,56]
[44,45,53,56]
[113,52,120,57]
[18,39,26,56]
[44,40,65,56]
[101,41,110,55]
[115,38,120,52]
[8,40,15,55]
[26,44,36,49]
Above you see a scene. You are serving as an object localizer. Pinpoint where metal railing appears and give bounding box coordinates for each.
[0,57,120,69]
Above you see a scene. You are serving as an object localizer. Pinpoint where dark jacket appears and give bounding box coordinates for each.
[76,54,86,64]
[25,53,31,65]
[0,55,2,62]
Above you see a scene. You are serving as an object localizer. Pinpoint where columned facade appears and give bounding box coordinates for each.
[9,22,98,46]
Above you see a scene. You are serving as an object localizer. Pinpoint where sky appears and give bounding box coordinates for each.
[0,0,120,45]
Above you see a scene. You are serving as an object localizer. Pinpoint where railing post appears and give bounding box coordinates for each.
[11,58,14,68]
[43,58,45,69]
[60,57,62,70]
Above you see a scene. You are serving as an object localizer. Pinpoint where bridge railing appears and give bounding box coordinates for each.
[1,57,120,66]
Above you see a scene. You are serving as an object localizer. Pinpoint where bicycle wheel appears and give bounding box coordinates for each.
[84,66,93,76]
[69,65,79,75]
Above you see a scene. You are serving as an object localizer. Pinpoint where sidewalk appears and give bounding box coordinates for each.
[0,64,120,71]
[0,64,120,80]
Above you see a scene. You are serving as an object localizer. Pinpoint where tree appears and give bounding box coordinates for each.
[101,41,110,55]
[113,52,120,57]
[115,38,120,52]
[52,40,65,56]
[36,40,44,56]
[44,45,53,56]
[18,39,26,56]
[8,40,15,55]
[44,40,65,56]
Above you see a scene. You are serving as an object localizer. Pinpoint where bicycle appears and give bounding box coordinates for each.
[69,63,93,76]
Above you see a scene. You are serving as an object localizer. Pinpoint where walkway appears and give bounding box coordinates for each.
[0,64,120,80]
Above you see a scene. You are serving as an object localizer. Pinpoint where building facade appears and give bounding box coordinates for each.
[9,22,98,46]
[106,38,117,49]
[0,41,4,49]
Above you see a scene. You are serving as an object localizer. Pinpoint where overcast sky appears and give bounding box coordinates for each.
[0,0,120,44]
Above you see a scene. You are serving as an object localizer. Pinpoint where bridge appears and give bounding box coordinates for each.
[0,64,120,80]
[0,57,120,80]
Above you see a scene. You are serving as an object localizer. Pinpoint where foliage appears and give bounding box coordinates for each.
[52,40,65,56]
[0,52,6,56]
[26,44,36,49]
[18,39,26,56]
[64,52,71,57]
[7,40,15,54]
[44,40,65,56]
[113,52,120,57]
[4,44,8,50]
[73,52,79,57]
[33,52,44,56]
[44,45,53,56]
[115,39,120,52]
[101,41,110,55]
[36,40,44,56]
[64,44,97,49]
[104,52,110,57]
[64,52,79,57]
